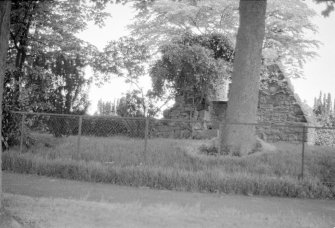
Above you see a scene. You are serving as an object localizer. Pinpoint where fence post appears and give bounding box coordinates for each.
[76,116,83,157]
[19,114,26,153]
[218,122,222,153]
[300,125,306,180]
[144,116,149,162]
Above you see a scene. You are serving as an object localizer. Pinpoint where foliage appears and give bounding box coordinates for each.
[48,54,91,114]
[82,117,145,138]
[94,37,171,118]
[96,99,116,116]
[47,116,79,138]
[82,118,130,137]
[117,90,145,117]
[130,0,239,48]
[3,0,108,141]
[8,0,98,113]
[313,91,335,125]
[199,144,219,156]
[313,0,335,16]
[93,37,149,84]
[150,33,233,104]
[130,0,319,77]
[27,53,91,137]
[312,91,335,146]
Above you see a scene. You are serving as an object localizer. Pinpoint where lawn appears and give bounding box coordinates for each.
[2,133,335,199]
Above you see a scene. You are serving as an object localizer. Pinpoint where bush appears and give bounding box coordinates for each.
[199,144,219,156]
[47,116,79,137]
[81,117,146,138]
[43,116,146,138]
[82,118,129,137]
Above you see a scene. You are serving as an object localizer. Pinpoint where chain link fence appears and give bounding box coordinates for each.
[8,111,335,185]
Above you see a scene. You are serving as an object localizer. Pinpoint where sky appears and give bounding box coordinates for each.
[292,2,335,107]
[77,1,335,114]
[77,4,147,115]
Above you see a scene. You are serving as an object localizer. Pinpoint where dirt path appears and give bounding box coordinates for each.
[2,172,335,228]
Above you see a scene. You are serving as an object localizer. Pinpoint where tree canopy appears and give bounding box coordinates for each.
[6,0,106,115]
[130,0,319,77]
[150,33,234,105]
[314,0,335,16]
[2,0,115,147]
[93,37,149,84]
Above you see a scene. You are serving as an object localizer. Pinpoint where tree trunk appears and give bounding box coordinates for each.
[0,0,11,208]
[220,0,267,156]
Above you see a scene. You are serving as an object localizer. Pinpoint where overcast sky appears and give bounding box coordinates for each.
[292,2,335,106]
[78,1,335,114]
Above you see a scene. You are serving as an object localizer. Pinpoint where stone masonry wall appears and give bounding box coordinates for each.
[256,65,315,144]
[154,64,315,144]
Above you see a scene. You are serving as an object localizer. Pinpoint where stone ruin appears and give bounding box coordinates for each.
[153,64,315,144]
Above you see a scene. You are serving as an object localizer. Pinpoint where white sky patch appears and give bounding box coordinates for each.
[77,3,152,115]
[292,2,335,106]
[77,4,135,51]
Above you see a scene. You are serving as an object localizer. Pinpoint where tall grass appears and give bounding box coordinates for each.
[3,133,335,199]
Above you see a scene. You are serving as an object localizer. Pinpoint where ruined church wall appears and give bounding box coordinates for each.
[256,91,313,144]
[152,64,316,143]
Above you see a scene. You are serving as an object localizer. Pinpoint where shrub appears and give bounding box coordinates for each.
[199,144,219,156]
[83,118,129,137]
[47,116,79,137]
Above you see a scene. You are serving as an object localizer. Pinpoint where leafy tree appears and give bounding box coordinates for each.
[0,0,130,211]
[130,0,319,77]
[313,91,335,146]
[116,89,169,118]
[150,33,234,107]
[94,37,165,117]
[7,0,101,107]
[117,90,145,117]
[96,99,116,115]
[49,54,90,114]
[313,91,335,126]
[3,0,106,140]
[93,37,149,83]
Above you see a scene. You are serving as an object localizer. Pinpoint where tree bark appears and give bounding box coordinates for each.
[220,0,267,156]
[0,0,11,208]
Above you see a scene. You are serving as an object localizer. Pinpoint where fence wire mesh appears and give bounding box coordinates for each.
[6,111,335,189]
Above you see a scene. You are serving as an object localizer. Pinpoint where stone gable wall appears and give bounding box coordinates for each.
[155,64,315,144]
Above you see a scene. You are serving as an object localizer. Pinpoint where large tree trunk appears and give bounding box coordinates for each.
[220,0,267,156]
[0,0,11,208]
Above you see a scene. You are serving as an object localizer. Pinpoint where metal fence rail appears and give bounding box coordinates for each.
[8,111,335,183]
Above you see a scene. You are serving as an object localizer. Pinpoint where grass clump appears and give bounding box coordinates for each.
[3,133,335,199]
[199,144,219,156]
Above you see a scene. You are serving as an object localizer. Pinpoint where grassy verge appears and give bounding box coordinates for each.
[2,134,335,199]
